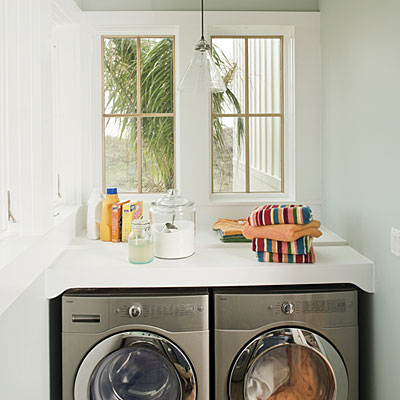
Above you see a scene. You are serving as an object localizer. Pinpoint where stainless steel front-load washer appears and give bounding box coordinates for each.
[62,288,209,400]
[214,286,358,400]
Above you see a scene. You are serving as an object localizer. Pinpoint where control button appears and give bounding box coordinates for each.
[281,301,295,315]
[128,305,142,318]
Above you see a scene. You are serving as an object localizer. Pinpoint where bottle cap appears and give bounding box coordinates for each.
[106,187,118,195]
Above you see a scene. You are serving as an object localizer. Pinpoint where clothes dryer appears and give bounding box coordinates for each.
[214,286,358,400]
[62,288,209,400]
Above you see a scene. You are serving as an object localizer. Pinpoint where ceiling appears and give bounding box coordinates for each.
[73,0,319,12]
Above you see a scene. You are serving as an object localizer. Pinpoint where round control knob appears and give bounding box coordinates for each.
[281,301,295,315]
[128,305,142,318]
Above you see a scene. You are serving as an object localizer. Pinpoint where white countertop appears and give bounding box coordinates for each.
[46,226,374,297]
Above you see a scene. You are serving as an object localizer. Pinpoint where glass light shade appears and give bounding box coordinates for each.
[179,46,226,93]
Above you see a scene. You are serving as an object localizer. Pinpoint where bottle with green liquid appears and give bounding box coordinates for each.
[128,219,154,264]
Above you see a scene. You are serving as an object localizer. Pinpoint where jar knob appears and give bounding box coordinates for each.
[167,188,178,197]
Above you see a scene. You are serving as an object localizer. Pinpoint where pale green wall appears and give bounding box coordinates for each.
[75,0,319,11]
[320,0,400,398]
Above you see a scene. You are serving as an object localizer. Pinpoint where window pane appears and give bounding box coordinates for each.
[141,38,174,114]
[212,38,245,114]
[213,117,246,193]
[249,38,282,114]
[104,38,137,114]
[141,117,174,192]
[105,117,138,192]
[249,117,281,192]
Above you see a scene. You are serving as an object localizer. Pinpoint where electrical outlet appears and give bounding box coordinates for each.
[391,228,400,257]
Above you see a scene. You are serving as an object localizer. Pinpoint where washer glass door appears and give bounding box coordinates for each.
[90,346,181,400]
[75,331,196,400]
[229,328,347,400]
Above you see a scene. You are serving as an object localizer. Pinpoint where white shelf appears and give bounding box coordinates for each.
[46,227,373,298]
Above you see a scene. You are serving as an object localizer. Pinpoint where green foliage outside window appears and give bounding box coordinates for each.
[103,36,242,193]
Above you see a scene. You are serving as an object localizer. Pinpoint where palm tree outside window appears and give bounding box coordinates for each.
[102,36,175,193]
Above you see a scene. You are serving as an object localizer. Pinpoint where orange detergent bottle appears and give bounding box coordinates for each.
[100,187,119,241]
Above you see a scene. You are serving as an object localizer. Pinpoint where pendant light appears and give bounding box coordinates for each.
[178,0,226,93]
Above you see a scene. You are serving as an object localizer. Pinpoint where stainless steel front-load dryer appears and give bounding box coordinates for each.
[214,286,358,400]
[62,288,209,400]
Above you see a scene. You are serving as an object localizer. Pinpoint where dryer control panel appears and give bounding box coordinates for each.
[215,290,358,330]
[269,298,350,316]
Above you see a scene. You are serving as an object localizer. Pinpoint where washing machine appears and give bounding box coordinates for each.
[214,286,358,400]
[62,288,209,400]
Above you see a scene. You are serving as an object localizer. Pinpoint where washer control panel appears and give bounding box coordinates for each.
[114,303,198,319]
[62,293,209,333]
[109,296,208,332]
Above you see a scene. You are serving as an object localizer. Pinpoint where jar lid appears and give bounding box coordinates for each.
[151,189,194,210]
[131,219,150,227]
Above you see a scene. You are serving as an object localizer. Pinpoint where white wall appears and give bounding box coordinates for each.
[0,273,49,400]
[320,0,400,398]
[81,11,321,227]
[0,1,81,399]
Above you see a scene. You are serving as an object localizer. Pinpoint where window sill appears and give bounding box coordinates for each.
[54,204,82,225]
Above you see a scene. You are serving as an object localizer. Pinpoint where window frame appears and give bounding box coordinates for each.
[208,25,295,203]
[210,35,285,194]
[101,34,177,194]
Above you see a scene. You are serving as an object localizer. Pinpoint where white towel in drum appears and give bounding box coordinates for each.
[245,352,290,400]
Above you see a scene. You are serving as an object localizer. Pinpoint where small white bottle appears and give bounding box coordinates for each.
[87,189,103,240]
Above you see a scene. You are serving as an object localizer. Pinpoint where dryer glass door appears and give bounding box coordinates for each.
[229,328,347,400]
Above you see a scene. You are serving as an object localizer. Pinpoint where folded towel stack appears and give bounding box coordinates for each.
[212,218,251,243]
[244,205,322,263]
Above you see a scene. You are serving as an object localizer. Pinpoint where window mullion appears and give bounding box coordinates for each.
[244,38,250,193]
[280,37,285,192]
[137,38,142,193]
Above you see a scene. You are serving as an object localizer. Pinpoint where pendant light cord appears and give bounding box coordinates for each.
[201,0,204,40]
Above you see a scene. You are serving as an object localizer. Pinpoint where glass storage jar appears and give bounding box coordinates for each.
[128,219,154,264]
[149,189,195,259]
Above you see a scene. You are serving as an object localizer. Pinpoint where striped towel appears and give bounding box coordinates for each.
[248,205,313,226]
[257,248,316,263]
[252,236,313,255]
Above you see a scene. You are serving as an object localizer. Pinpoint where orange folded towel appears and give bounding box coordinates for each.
[243,220,322,242]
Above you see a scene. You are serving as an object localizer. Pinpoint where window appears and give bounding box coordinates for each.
[102,36,175,193]
[211,36,284,194]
